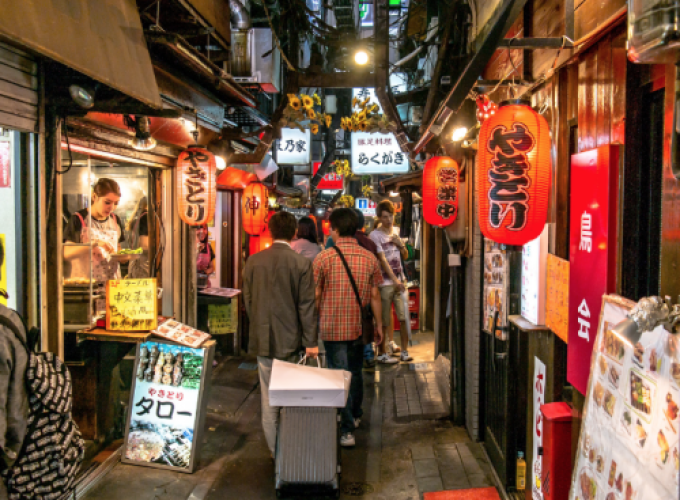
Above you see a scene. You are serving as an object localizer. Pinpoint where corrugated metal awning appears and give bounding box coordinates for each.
[0,0,161,109]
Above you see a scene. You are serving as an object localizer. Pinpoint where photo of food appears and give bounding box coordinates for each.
[609,365,621,389]
[579,468,597,500]
[594,382,605,407]
[602,326,626,361]
[621,411,632,435]
[630,371,653,415]
[664,392,679,432]
[635,419,648,448]
[604,390,616,417]
[633,342,645,366]
[658,430,670,466]
[599,356,608,376]
[125,421,194,468]
[672,362,680,387]
[608,460,617,487]
[166,321,179,328]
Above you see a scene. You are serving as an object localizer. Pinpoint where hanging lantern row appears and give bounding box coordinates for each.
[476,100,551,246]
[176,146,217,226]
[476,95,498,123]
[422,156,459,228]
[242,182,269,235]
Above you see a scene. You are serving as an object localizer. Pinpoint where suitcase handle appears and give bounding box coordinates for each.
[298,355,322,368]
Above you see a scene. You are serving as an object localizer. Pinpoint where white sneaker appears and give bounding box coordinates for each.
[340,433,356,447]
[354,418,361,429]
[377,353,399,364]
[400,351,413,362]
[389,341,401,354]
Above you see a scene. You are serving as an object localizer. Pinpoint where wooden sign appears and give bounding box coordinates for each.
[106,278,158,331]
[545,254,569,343]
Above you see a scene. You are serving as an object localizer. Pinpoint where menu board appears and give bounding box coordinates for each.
[569,295,678,500]
[106,278,158,331]
[521,226,548,326]
[208,303,237,335]
[546,254,570,343]
[123,340,214,473]
[152,319,211,348]
[483,240,508,339]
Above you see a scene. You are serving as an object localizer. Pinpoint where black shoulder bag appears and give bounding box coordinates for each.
[332,246,375,345]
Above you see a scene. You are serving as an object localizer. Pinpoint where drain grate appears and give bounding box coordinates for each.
[341,482,374,496]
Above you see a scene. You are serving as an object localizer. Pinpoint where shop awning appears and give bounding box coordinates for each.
[0,0,162,109]
[381,170,423,191]
[217,167,257,191]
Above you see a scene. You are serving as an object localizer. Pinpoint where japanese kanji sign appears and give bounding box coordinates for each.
[313,161,343,190]
[124,340,215,473]
[106,278,158,331]
[208,303,237,335]
[546,254,569,344]
[352,88,382,113]
[351,132,408,174]
[276,128,311,165]
[568,145,621,394]
[532,357,547,500]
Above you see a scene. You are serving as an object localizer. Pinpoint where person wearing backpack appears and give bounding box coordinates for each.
[0,238,28,499]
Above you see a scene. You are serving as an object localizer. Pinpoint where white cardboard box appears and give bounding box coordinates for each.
[269,359,351,407]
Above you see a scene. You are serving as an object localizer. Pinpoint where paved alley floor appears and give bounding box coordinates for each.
[81,333,497,500]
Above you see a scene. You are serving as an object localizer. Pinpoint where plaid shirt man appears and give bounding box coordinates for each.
[313,237,382,342]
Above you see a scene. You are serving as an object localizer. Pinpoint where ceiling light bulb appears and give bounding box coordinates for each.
[452,127,468,142]
[181,118,196,133]
[389,191,399,197]
[131,137,157,151]
[354,50,369,65]
[69,84,95,109]
[215,155,227,170]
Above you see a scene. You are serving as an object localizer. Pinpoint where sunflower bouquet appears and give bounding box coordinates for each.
[281,93,332,135]
[334,159,351,178]
[340,97,395,134]
[338,195,355,208]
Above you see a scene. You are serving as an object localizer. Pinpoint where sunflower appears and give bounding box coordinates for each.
[313,93,321,105]
[352,97,359,108]
[302,94,314,109]
[369,104,380,114]
[311,124,319,135]
[306,108,316,119]
[359,121,369,132]
[325,114,332,128]
[357,110,367,122]
[288,95,301,111]
[340,117,347,130]
[361,97,371,108]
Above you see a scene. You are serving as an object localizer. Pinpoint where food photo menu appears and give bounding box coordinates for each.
[569,296,679,500]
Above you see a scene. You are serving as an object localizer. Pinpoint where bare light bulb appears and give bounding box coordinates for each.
[215,155,227,170]
[354,50,369,65]
[452,127,468,142]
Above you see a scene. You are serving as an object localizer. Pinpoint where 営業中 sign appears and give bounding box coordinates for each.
[568,145,621,394]
[123,339,215,473]
[276,128,311,165]
[106,278,158,331]
[351,132,408,174]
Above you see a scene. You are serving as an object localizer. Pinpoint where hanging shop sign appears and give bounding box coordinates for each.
[276,128,311,165]
[422,156,459,228]
[242,182,269,235]
[352,88,382,113]
[351,132,408,174]
[546,254,570,343]
[521,225,549,326]
[568,145,621,394]
[313,161,343,190]
[177,146,217,226]
[281,206,311,220]
[355,197,377,216]
[106,278,158,331]
[568,295,678,500]
[477,100,552,246]
[123,339,215,473]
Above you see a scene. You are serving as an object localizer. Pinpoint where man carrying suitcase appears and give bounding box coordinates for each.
[243,212,319,457]
[313,208,383,447]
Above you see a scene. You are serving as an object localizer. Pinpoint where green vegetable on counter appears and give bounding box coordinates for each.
[117,248,143,255]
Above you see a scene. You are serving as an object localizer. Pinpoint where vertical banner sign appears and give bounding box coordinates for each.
[313,162,343,190]
[532,357,547,500]
[176,146,217,226]
[568,145,620,394]
[545,254,570,343]
[124,340,214,473]
[0,141,10,188]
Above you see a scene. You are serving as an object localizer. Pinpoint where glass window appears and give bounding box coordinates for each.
[0,129,17,309]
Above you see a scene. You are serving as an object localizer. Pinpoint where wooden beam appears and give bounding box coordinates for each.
[297,71,374,89]
[498,37,573,49]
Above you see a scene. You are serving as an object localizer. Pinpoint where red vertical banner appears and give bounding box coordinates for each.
[568,145,621,394]
[0,141,10,188]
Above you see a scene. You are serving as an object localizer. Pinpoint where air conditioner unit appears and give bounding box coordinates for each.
[231,28,281,93]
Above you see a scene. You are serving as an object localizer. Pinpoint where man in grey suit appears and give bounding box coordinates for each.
[243,211,318,456]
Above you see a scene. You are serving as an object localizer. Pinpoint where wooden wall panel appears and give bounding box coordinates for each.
[574,0,626,41]
[483,16,525,88]
[610,29,627,144]
[531,0,566,79]
[596,39,612,147]
[578,49,597,152]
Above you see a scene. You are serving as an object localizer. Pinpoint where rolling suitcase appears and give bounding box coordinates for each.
[275,406,341,498]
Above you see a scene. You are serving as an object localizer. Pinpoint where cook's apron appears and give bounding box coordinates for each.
[197,246,212,288]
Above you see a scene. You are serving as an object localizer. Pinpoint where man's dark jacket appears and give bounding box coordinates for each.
[243,242,317,359]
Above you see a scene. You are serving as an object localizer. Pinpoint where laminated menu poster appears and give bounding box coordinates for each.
[152,318,211,348]
[483,240,508,339]
[568,295,679,500]
[123,340,214,473]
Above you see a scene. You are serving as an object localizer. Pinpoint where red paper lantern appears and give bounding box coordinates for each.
[422,156,459,228]
[321,220,331,236]
[249,228,273,254]
[176,146,217,226]
[477,100,551,246]
[242,182,269,235]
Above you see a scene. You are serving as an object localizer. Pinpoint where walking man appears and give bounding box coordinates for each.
[314,208,383,447]
[370,200,413,364]
[243,212,318,457]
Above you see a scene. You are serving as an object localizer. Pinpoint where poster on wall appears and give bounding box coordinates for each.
[568,295,679,500]
[532,357,547,500]
[546,254,569,343]
[521,225,549,326]
[106,278,158,331]
[483,240,508,339]
[123,340,214,473]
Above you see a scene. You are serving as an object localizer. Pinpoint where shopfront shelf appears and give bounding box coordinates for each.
[77,327,152,343]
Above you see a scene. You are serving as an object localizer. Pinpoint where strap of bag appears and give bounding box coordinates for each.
[332,246,363,310]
